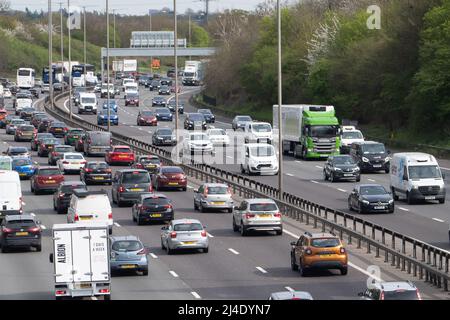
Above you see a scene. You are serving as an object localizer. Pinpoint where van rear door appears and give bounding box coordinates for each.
[71,229,92,282]
[90,228,110,282]
[0,181,21,212]
[53,229,74,283]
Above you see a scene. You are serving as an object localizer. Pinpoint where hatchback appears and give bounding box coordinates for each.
[53,181,87,214]
[132,193,174,225]
[6,118,26,135]
[64,128,85,146]
[31,132,54,151]
[0,215,42,253]
[131,155,161,174]
[152,96,166,106]
[112,169,153,206]
[358,281,421,300]
[232,199,282,236]
[158,85,171,95]
[160,219,208,254]
[198,109,215,123]
[57,152,87,173]
[348,184,394,214]
[154,107,172,121]
[14,124,35,142]
[4,146,30,158]
[136,110,157,126]
[105,145,135,165]
[30,166,64,194]
[110,236,149,276]
[48,145,74,165]
[30,113,47,128]
[193,183,233,213]
[37,118,53,133]
[47,122,68,138]
[125,93,139,106]
[152,128,176,146]
[323,155,361,182]
[37,137,61,157]
[152,166,187,191]
[12,157,36,179]
[80,161,112,185]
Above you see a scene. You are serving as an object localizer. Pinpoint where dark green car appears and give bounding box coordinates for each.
[64,128,85,146]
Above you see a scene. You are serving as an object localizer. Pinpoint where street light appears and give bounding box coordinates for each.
[106,0,110,132]
[48,0,53,106]
[277,0,283,200]
[174,0,179,156]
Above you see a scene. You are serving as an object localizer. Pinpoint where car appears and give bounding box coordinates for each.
[160,219,209,254]
[152,166,187,191]
[47,121,68,138]
[149,80,161,91]
[83,131,112,156]
[97,110,119,126]
[64,128,85,146]
[41,83,50,94]
[31,132,54,151]
[323,155,361,182]
[94,83,102,93]
[19,107,35,121]
[12,157,36,179]
[48,145,74,165]
[37,118,54,133]
[111,169,153,207]
[29,87,39,98]
[132,193,174,225]
[348,184,395,214]
[2,88,12,98]
[232,199,282,236]
[30,166,64,194]
[37,137,61,157]
[102,100,118,113]
[74,133,86,152]
[193,183,234,213]
[290,232,348,276]
[152,127,177,146]
[0,110,10,128]
[4,146,30,158]
[268,291,314,300]
[350,141,390,173]
[232,115,253,131]
[14,124,35,142]
[80,161,112,185]
[152,96,166,107]
[167,100,184,114]
[131,155,161,174]
[57,152,87,174]
[72,87,87,105]
[110,236,149,275]
[1,114,19,129]
[182,132,214,155]
[184,113,206,130]
[167,69,176,78]
[30,113,47,128]
[241,143,279,176]
[159,78,172,86]
[125,92,139,106]
[136,110,157,126]
[105,145,135,165]
[6,118,26,135]
[100,83,115,98]
[154,107,173,121]
[53,181,87,214]
[0,214,42,253]
[158,85,171,95]
[138,75,151,86]
[53,83,64,92]
[358,281,421,300]
[169,85,181,93]
[198,109,215,123]
[206,128,230,146]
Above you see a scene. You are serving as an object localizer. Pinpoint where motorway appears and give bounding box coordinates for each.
[0,92,447,300]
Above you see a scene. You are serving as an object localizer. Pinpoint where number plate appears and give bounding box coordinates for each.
[130,188,143,192]
[168,182,178,186]
[75,283,92,289]
[183,241,196,245]
[120,265,136,269]
[118,155,127,158]
[374,206,385,210]
[320,254,333,258]
[19,173,26,176]
[213,202,225,205]
[79,216,93,220]
[46,180,56,183]
[344,174,353,177]
[93,177,104,180]
[151,214,162,218]
[425,196,435,200]
[16,232,29,236]
[258,214,272,218]
[373,164,382,168]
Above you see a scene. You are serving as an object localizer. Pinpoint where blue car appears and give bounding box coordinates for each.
[12,157,36,179]
[110,236,149,276]
[97,110,119,126]
[102,100,118,113]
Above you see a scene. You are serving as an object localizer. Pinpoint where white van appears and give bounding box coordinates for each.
[124,83,138,98]
[122,78,135,91]
[241,143,279,176]
[244,122,273,144]
[77,92,97,114]
[390,153,446,204]
[66,189,113,234]
[15,97,33,114]
[340,126,364,154]
[0,170,23,221]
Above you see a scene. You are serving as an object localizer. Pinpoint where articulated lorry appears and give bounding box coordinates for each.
[182,60,204,86]
[273,105,341,159]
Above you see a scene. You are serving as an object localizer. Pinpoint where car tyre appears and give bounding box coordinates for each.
[137,215,143,226]
[291,253,298,271]
[142,268,149,276]
[323,170,328,181]
[407,192,414,205]
[391,187,399,201]
[340,267,348,275]
[232,217,238,232]
[194,201,198,211]
[240,223,247,236]
[161,239,166,250]
[276,228,283,236]
[298,262,307,277]
[330,172,335,182]
[203,247,209,253]
[166,246,173,255]
[35,244,42,252]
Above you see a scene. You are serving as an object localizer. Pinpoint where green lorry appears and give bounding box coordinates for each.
[273,105,340,159]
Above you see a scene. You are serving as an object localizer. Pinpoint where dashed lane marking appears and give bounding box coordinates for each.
[40,225,47,230]
[228,248,239,255]
[432,218,445,223]
[256,266,268,274]
[337,188,347,193]
[149,253,158,259]
[285,173,294,177]
[169,271,179,278]
[285,287,295,292]
[315,166,323,169]
[114,222,121,227]
[206,232,214,238]
[191,292,201,299]
[398,207,410,212]
[367,178,376,182]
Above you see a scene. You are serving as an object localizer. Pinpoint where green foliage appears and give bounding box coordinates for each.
[190,24,210,47]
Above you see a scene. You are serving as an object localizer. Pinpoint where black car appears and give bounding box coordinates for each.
[37,118,53,133]
[152,96,166,106]
[0,214,42,253]
[149,80,161,91]
[323,155,360,182]
[53,181,87,214]
[348,184,394,214]
[350,141,390,173]
[184,113,206,130]
[111,169,153,207]
[154,108,173,121]
[80,161,113,185]
[48,145,74,165]
[167,100,184,114]
[31,132,54,151]
[29,87,39,98]
[158,85,171,95]
[19,107,36,121]
[132,193,174,225]
[198,109,215,123]
[160,78,172,86]
[167,68,176,78]
[37,137,61,157]
[139,75,151,86]
[152,128,176,146]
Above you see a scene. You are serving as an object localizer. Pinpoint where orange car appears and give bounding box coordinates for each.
[290,232,348,276]
[0,109,8,121]
[105,145,135,166]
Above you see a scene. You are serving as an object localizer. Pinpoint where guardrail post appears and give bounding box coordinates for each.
[402,236,406,254]
[391,234,396,250]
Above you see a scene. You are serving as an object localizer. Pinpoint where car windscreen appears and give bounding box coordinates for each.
[191,134,207,141]
[310,125,338,138]
[210,129,226,136]
[237,116,252,121]
[362,144,386,154]
[141,111,154,116]
[310,238,340,248]
[199,109,212,115]
[61,184,87,193]
[332,156,355,165]
[173,223,203,231]
[141,158,160,164]
[89,133,111,146]
[408,165,442,179]
[383,290,419,300]
[69,130,84,135]
[65,154,83,160]
[6,220,36,228]
[342,131,363,139]
[11,120,25,125]
[249,203,278,211]
[37,133,53,139]
[112,240,143,252]
[113,148,131,153]
[9,148,28,154]
[13,158,32,166]
[81,97,96,103]
[156,108,170,114]
[189,114,204,121]
[121,172,150,183]
[206,186,228,194]
[39,168,61,176]
[360,186,387,195]
[252,124,271,132]
[161,167,184,174]
[51,123,65,127]
[18,126,34,131]
[143,197,169,206]
[249,146,274,157]
[157,129,172,135]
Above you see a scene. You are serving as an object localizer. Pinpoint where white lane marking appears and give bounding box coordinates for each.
[285,286,295,292]
[285,173,294,177]
[191,291,202,299]
[114,222,121,227]
[206,232,214,238]
[22,202,26,206]
[367,178,376,182]
[91,296,98,300]
[149,253,158,259]
[337,188,347,193]
[310,180,319,184]
[228,248,239,255]
[138,128,143,131]
[40,225,47,230]
[226,156,233,159]
[30,213,35,216]
[295,161,302,164]
[315,165,323,169]
[432,218,445,223]
[187,185,194,189]
[256,266,268,274]
[283,229,299,238]
[169,270,179,278]
[398,207,410,212]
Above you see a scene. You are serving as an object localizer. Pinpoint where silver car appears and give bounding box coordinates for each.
[194,183,233,213]
[232,115,252,131]
[160,219,209,254]
[268,291,314,300]
[232,198,282,236]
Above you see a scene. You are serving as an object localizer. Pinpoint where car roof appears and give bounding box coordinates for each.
[112,145,130,149]
[5,214,35,221]
[270,291,313,300]
[306,232,338,239]
[63,152,84,156]
[357,184,384,188]
[244,198,277,204]
[117,168,147,173]
[60,181,86,186]
[172,219,202,225]
[202,183,228,188]
[141,193,167,200]
[372,281,416,291]
[110,235,140,242]
[354,141,383,145]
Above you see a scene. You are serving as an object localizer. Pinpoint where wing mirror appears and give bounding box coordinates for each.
[161,226,168,231]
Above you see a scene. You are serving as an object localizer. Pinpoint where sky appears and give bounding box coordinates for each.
[9,0,271,15]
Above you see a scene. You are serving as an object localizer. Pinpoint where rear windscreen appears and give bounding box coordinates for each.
[6,220,35,228]
[173,223,203,231]
[143,198,169,206]
[383,290,419,300]
[249,203,278,211]
[89,133,111,146]
[113,148,131,153]
[112,240,143,252]
[161,167,183,174]
[310,238,340,248]
[61,184,87,192]
[87,162,109,169]
[39,169,61,176]
[122,172,150,183]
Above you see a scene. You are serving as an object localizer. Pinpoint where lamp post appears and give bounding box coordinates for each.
[106,0,110,132]
[48,0,53,106]
[68,0,72,119]
[59,2,64,92]
[174,0,179,155]
[83,6,86,86]
[277,0,283,200]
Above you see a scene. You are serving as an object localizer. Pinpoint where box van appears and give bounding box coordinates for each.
[240,143,279,176]
[77,92,97,114]
[244,122,273,144]
[0,170,23,221]
[390,153,446,204]
[66,189,113,234]
[83,131,112,156]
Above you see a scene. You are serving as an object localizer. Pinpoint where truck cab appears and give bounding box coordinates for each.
[340,126,364,154]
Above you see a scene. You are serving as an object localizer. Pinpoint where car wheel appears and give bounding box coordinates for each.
[57,207,65,215]
[166,245,173,255]
[240,223,247,236]
[200,203,206,213]
[439,198,445,204]
[161,239,166,250]
[330,172,335,182]
[291,253,298,271]
[137,215,143,225]
[2,245,9,253]
[182,187,187,191]
[407,192,414,205]
[142,268,149,276]
[323,170,328,181]
[228,208,233,213]
[391,187,399,201]
[356,175,361,182]
[240,165,245,174]
[357,203,363,214]
[203,247,209,253]
[35,244,42,252]
[194,201,198,211]
[348,199,353,211]
[232,217,238,232]
[340,267,348,275]
[117,200,123,207]
[276,228,283,236]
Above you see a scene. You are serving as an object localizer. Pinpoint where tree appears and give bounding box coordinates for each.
[190,24,210,47]
[0,0,10,11]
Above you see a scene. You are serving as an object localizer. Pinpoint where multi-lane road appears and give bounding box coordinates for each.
[0,87,447,300]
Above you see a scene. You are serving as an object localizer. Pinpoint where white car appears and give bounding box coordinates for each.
[2,88,12,98]
[57,152,86,173]
[206,128,230,146]
[41,84,50,93]
[183,133,214,155]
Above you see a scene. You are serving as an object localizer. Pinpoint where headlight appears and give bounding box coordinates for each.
[362,200,370,205]
[354,167,360,171]
[411,185,418,189]
[203,121,206,125]
[307,148,313,152]
[334,167,342,171]
[388,199,394,204]
[362,157,369,162]
[157,137,163,140]
[384,157,390,162]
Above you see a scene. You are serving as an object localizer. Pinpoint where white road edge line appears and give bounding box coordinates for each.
[256,266,268,274]
[337,188,347,193]
[187,185,194,189]
[40,225,47,230]
[310,180,319,184]
[114,222,121,227]
[206,232,214,238]
[169,270,179,278]
[315,166,323,169]
[228,248,239,255]
[149,253,158,259]
[432,218,445,223]
[191,291,202,299]
[367,179,376,182]
[91,296,98,300]
[285,173,294,177]
[30,213,35,216]
[398,207,410,212]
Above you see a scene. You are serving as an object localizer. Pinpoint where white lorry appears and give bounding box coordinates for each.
[49,222,111,300]
[182,61,204,86]
[0,170,22,221]
[340,126,364,154]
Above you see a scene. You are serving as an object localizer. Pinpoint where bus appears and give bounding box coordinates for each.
[72,64,96,87]
[17,68,35,89]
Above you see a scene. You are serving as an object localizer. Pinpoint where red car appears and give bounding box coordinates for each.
[47,122,69,138]
[152,166,187,191]
[105,145,135,165]
[30,166,65,195]
[136,110,157,126]
[170,85,181,93]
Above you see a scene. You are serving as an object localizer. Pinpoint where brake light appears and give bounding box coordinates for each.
[74,214,79,221]
[416,289,422,300]
[84,168,93,173]
[274,212,282,218]
[28,226,40,232]
[55,290,66,295]
[62,161,69,164]
[201,230,207,237]
[148,185,153,192]
[305,248,313,255]
[170,231,177,238]
[99,289,109,294]
[118,186,125,193]
[2,227,12,233]
[227,186,233,195]
[108,212,112,220]
[164,204,172,209]
[59,193,65,198]
[340,247,346,254]
[380,291,385,300]
[245,213,255,219]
